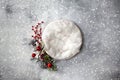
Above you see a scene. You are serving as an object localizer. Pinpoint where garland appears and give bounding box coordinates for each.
[30,21,57,71]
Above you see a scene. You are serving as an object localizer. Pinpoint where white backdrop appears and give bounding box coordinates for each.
[0,0,120,80]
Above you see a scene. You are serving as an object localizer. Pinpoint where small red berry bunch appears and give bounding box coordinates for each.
[30,21,57,71]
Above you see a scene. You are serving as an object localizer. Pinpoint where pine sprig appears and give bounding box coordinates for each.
[30,21,57,71]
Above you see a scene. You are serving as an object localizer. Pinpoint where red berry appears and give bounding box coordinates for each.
[37,34,40,37]
[47,63,52,68]
[36,46,41,51]
[40,37,42,41]
[38,23,41,25]
[34,36,37,39]
[37,40,40,44]
[41,21,44,23]
[32,53,36,58]
[40,28,42,31]
[40,54,44,59]
[34,31,37,34]
[36,30,38,32]
[36,25,38,28]
[39,37,41,39]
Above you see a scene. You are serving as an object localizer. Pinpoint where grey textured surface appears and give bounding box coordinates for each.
[0,0,120,80]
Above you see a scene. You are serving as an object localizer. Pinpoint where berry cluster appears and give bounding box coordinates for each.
[30,21,57,71]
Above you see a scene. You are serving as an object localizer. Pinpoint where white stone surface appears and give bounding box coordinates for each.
[0,0,120,80]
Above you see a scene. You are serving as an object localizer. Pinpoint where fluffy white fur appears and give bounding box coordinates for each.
[42,20,82,60]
